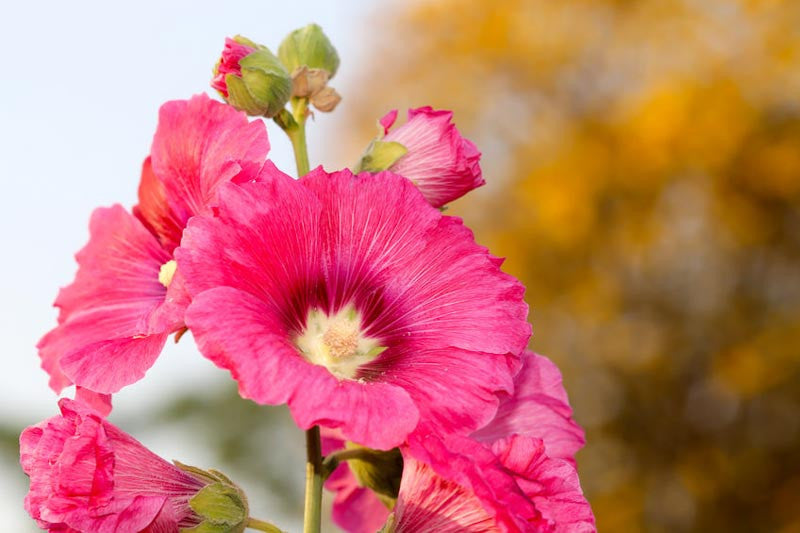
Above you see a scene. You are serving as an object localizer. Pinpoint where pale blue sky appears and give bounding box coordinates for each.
[0,1,381,529]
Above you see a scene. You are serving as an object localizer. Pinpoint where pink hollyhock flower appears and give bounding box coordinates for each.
[211,37,256,97]
[177,165,530,450]
[38,94,269,396]
[324,351,587,532]
[378,106,484,208]
[389,431,595,533]
[20,398,209,532]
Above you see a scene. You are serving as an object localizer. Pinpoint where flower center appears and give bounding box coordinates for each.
[294,304,385,380]
[158,260,177,288]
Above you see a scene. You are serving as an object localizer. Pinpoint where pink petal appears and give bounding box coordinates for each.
[379,109,398,135]
[150,94,269,236]
[74,386,113,417]
[133,157,183,253]
[473,351,586,464]
[59,333,169,394]
[38,205,174,394]
[326,464,391,533]
[492,436,596,532]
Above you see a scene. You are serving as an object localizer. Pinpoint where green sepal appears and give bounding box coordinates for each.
[189,483,247,524]
[181,522,236,533]
[231,34,264,51]
[354,141,408,173]
[224,75,267,116]
[345,443,403,509]
[278,24,340,78]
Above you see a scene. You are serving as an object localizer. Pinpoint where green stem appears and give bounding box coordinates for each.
[246,517,285,532]
[287,98,310,177]
[303,426,323,533]
[322,447,379,479]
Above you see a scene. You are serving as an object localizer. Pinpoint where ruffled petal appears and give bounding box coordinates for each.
[38,205,173,393]
[473,351,586,464]
[492,436,596,532]
[149,94,269,241]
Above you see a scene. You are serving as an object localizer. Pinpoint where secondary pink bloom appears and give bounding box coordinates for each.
[177,165,530,450]
[211,37,256,97]
[380,106,484,208]
[38,94,269,395]
[325,351,587,531]
[20,399,208,532]
[472,351,585,465]
[390,431,595,533]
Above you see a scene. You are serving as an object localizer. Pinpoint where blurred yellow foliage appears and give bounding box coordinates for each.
[340,0,800,530]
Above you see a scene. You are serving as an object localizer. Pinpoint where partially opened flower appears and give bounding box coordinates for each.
[38,94,270,396]
[20,399,248,532]
[325,351,586,531]
[357,107,484,208]
[386,431,595,533]
[212,36,292,118]
[177,166,530,449]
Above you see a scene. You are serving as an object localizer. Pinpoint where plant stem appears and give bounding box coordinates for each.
[322,447,379,479]
[303,426,324,533]
[246,517,285,532]
[287,98,310,177]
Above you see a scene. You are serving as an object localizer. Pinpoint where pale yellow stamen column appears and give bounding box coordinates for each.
[294,304,385,380]
[158,260,177,288]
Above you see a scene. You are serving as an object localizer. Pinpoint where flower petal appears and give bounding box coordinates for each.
[473,351,586,464]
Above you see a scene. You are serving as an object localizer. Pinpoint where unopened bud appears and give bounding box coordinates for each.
[212,36,292,118]
[278,24,340,78]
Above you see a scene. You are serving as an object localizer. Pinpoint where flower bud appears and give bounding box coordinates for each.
[20,399,252,532]
[212,36,292,118]
[278,24,340,78]
[356,107,484,208]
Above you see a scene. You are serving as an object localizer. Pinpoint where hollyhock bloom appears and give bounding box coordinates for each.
[38,94,269,395]
[20,399,209,532]
[388,431,595,533]
[376,106,484,208]
[177,165,530,450]
[325,351,587,532]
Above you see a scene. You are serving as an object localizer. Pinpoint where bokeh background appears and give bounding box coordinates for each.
[2,1,799,531]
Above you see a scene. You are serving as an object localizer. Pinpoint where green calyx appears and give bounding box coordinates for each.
[345,443,403,509]
[278,24,340,78]
[354,140,408,173]
[217,36,291,118]
[176,463,248,533]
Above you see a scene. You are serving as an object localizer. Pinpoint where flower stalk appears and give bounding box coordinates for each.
[246,516,285,532]
[303,426,324,533]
